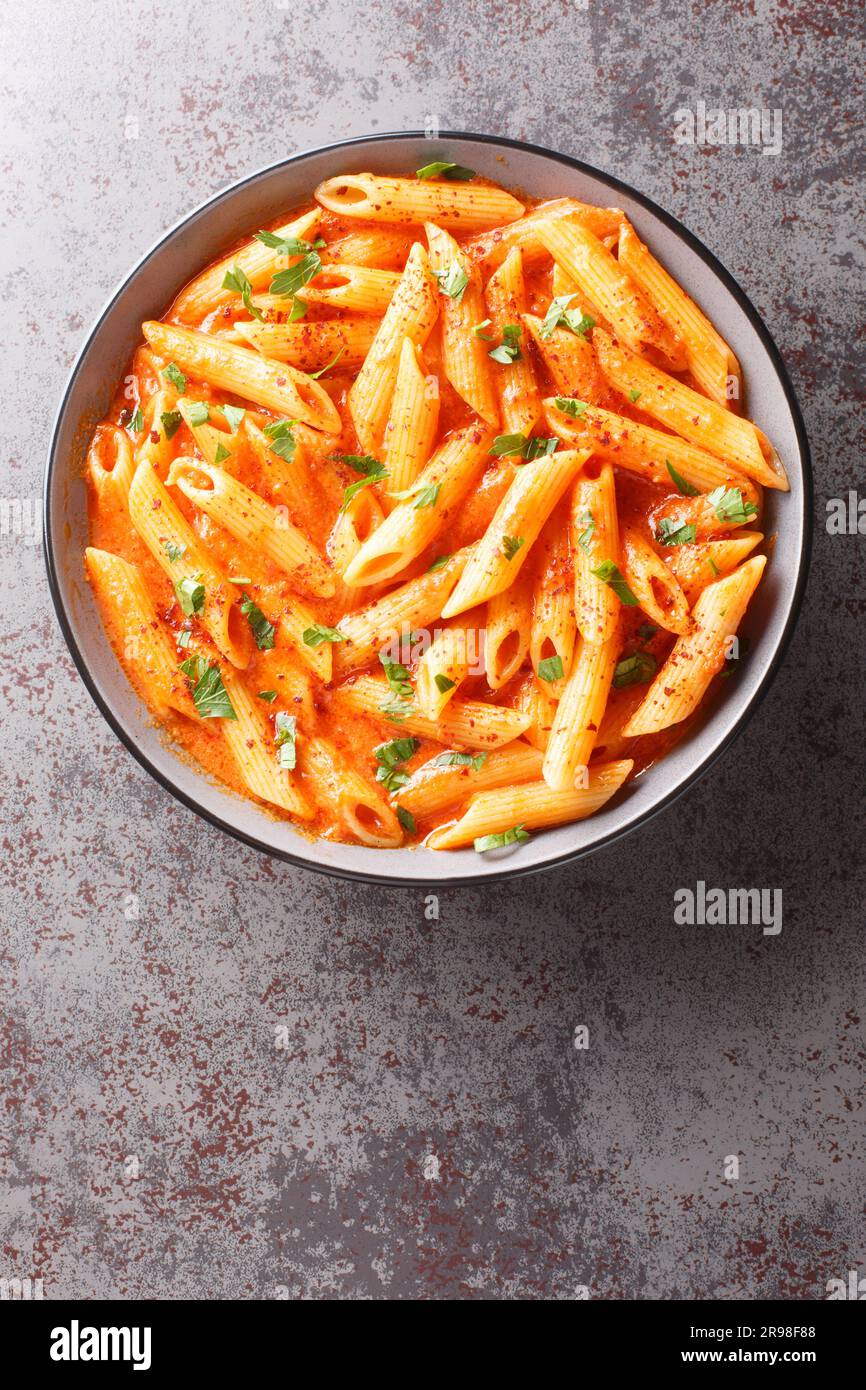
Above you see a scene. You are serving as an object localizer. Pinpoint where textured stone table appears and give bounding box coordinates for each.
[2,0,862,1299]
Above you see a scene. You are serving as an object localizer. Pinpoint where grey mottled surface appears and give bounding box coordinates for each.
[2,0,864,1300]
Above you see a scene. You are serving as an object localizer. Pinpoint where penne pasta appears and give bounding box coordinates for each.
[530,511,576,693]
[593,329,788,490]
[543,629,620,791]
[664,531,764,607]
[426,221,499,424]
[466,198,624,271]
[620,526,691,635]
[85,548,195,717]
[485,570,533,691]
[543,397,760,503]
[142,321,341,433]
[399,742,545,820]
[301,735,403,847]
[485,248,541,447]
[332,547,474,675]
[315,172,525,230]
[166,457,336,597]
[347,241,439,453]
[414,615,481,719]
[535,219,686,370]
[617,219,741,408]
[570,462,622,645]
[172,208,323,322]
[523,312,606,401]
[343,423,495,587]
[127,459,253,669]
[219,664,313,819]
[335,673,531,749]
[427,759,634,849]
[623,556,767,736]
[234,316,378,371]
[382,336,440,503]
[86,424,136,508]
[442,448,589,617]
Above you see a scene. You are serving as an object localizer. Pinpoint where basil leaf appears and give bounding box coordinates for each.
[502,535,525,561]
[263,417,297,462]
[488,323,522,363]
[427,554,451,573]
[222,405,245,434]
[161,410,182,440]
[257,690,278,702]
[164,541,186,564]
[434,674,455,694]
[309,346,345,380]
[214,442,231,464]
[187,401,209,426]
[706,486,758,526]
[431,751,488,771]
[254,229,324,256]
[576,509,595,552]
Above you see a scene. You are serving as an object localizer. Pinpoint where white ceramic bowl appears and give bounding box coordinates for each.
[44,132,812,885]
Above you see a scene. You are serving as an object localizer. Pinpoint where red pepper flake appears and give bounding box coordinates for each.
[150,430,160,444]
[151,498,161,510]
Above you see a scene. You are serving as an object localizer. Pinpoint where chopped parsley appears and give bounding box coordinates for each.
[390,480,440,509]
[164,541,186,564]
[179,656,236,720]
[255,229,325,256]
[214,442,231,464]
[472,318,493,340]
[656,518,697,546]
[665,459,699,497]
[538,654,564,682]
[396,805,417,835]
[488,323,522,363]
[257,690,278,702]
[309,346,345,380]
[576,509,595,552]
[222,404,245,434]
[628,388,642,403]
[416,161,475,181]
[427,554,451,573]
[591,560,639,606]
[163,362,187,394]
[187,401,209,427]
[374,735,420,793]
[240,594,275,650]
[336,453,389,511]
[434,674,456,694]
[127,406,144,434]
[502,535,525,561]
[431,751,488,771]
[613,651,657,688]
[433,261,469,303]
[490,433,557,460]
[263,417,297,463]
[474,824,530,853]
[539,294,595,340]
[161,410,182,440]
[269,251,322,299]
[553,397,589,418]
[174,574,204,616]
[221,264,264,321]
[303,623,345,648]
[274,712,297,769]
[707,486,758,526]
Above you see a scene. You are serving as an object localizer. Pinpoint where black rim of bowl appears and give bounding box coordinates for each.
[43,130,814,888]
